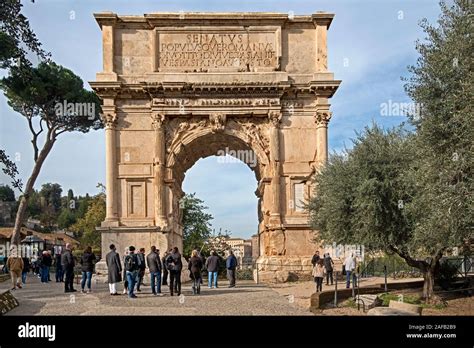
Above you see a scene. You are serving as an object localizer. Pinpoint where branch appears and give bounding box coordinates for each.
[388,244,428,271]
[26,115,40,161]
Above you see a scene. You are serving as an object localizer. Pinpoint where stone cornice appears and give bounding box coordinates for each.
[94,12,335,29]
[90,80,340,99]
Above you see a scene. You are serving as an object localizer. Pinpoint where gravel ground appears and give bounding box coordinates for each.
[270,280,473,316]
[1,274,311,316]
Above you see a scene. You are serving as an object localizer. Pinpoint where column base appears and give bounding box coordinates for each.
[254,255,314,283]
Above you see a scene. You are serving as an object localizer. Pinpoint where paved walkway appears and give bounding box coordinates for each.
[1,274,311,316]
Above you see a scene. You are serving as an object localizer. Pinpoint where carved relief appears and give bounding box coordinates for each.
[209,113,226,133]
[151,113,165,130]
[165,117,209,152]
[232,118,270,156]
[268,111,282,127]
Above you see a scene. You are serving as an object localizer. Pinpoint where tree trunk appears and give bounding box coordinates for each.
[10,138,55,245]
[422,267,435,302]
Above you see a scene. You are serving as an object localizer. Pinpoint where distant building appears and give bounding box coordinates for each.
[0,201,15,226]
[226,237,253,269]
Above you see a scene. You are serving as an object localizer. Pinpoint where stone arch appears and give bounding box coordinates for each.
[164,119,271,252]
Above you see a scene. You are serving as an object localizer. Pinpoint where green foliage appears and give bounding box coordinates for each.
[403,0,473,254]
[435,260,459,289]
[57,209,77,229]
[0,0,49,68]
[309,125,414,251]
[1,61,102,134]
[378,293,421,306]
[0,184,15,201]
[70,193,105,249]
[182,193,213,257]
[236,268,254,280]
[0,150,22,190]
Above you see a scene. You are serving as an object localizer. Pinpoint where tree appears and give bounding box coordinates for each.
[0,150,22,190]
[309,126,428,295]
[0,184,15,201]
[57,209,76,229]
[0,0,49,69]
[70,193,105,248]
[181,193,214,257]
[1,61,102,244]
[403,0,473,299]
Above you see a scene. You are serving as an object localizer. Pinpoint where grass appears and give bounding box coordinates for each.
[343,298,358,308]
[378,292,421,306]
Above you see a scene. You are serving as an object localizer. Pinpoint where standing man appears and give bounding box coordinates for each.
[62,243,76,293]
[105,244,122,296]
[7,246,23,290]
[124,246,139,298]
[147,246,163,296]
[344,253,356,289]
[162,250,170,286]
[136,248,146,292]
[324,253,335,285]
[311,250,320,267]
[205,251,219,289]
[40,250,52,283]
[55,252,63,282]
[21,256,30,285]
[166,247,183,296]
[226,250,238,288]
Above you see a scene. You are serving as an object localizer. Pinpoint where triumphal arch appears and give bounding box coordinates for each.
[91,12,340,281]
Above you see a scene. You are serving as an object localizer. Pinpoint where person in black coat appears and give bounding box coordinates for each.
[205,251,220,288]
[162,250,170,286]
[188,250,203,295]
[165,247,183,296]
[21,257,30,284]
[39,251,53,283]
[311,250,321,267]
[146,246,162,295]
[105,244,122,295]
[136,248,146,292]
[55,253,63,282]
[61,243,76,293]
[79,246,96,293]
[323,253,335,285]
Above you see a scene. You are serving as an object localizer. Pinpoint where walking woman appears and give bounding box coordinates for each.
[312,259,325,292]
[188,250,203,295]
[79,246,96,293]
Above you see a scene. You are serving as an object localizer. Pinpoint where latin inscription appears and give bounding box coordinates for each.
[158,31,278,71]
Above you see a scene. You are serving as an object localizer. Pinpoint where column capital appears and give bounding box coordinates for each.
[268,110,282,127]
[101,110,117,129]
[151,113,166,130]
[314,109,332,127]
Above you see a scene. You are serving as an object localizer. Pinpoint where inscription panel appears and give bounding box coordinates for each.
[155,26,281,72]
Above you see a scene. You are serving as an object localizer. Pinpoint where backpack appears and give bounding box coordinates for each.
[124,254,137,272]
[165,255,175,271]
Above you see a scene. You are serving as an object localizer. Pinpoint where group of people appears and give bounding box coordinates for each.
[106,244,239,299]
[4,243,97,294]
[311,250,358,292]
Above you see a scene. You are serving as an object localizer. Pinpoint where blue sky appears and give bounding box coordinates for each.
[0,0,442,238]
